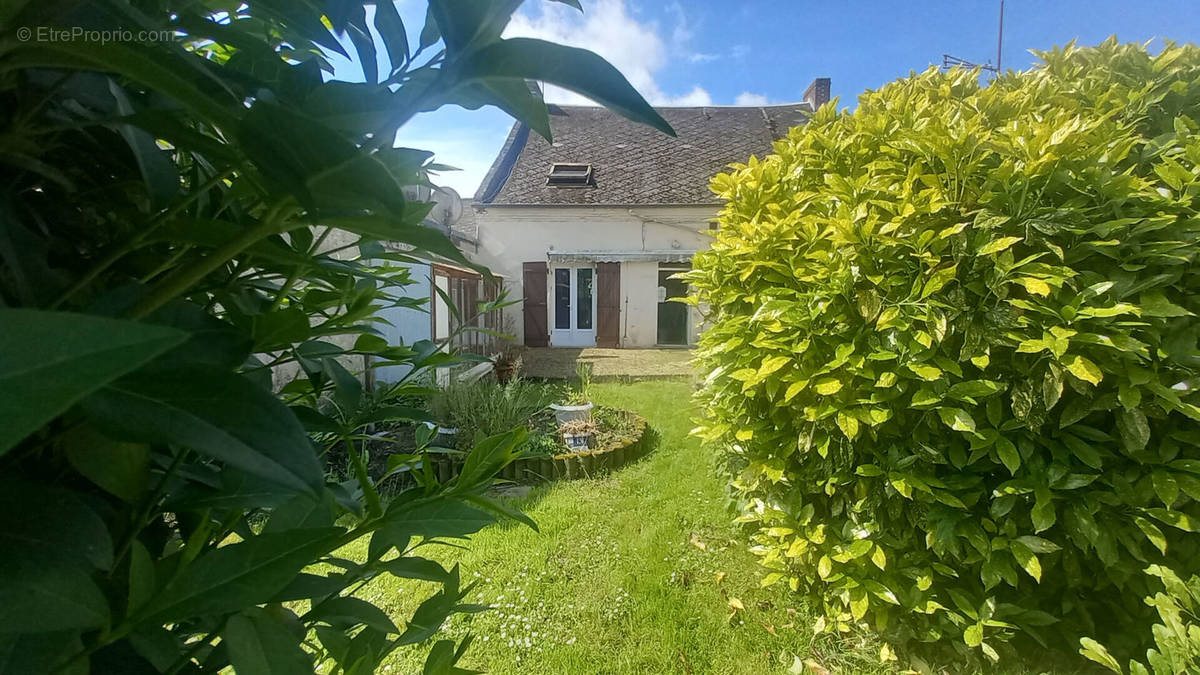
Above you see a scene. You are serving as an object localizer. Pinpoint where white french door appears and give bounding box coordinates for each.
[550,265,596,347]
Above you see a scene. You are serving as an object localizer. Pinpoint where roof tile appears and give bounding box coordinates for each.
[475,103,812,205]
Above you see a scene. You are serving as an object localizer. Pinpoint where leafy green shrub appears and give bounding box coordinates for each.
[0,1,670,672]
[594,406,642,447]
[431,377,557,450]
[1081,565,1200,674]
[688,39,1200,664]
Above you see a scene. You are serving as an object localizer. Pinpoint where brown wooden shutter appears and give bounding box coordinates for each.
[522,262,549,347]
[596,262,621,348]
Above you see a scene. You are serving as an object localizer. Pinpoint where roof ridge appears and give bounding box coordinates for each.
[474,122,529,204]
[546,101,814,110]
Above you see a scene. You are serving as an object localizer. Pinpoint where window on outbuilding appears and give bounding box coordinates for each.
[546,163,594,188]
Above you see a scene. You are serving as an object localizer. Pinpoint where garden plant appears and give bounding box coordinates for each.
[688,39,1200,668]
[0,1,672,672]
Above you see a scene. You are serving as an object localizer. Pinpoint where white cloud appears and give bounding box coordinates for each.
[503,0,712,106]
[662,86,713,106]
[735,92,769,106]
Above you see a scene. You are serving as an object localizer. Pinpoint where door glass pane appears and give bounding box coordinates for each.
[554,268,570,329]
[577,268,593,329]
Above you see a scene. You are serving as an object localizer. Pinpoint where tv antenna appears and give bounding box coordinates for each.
[942,0,1005,74]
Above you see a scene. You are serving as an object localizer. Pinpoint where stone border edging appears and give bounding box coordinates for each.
[427,410,650,483]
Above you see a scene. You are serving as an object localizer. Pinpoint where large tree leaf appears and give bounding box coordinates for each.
[422,639,457,675]
[446,78,551,141]
[346,7,379,84]
[320,212,484,274]
[428,0,522,53]
[237,102,408,214]
[396,566,465,646]
[0,561,109,633]
[224,609,315,675]
[0,630,86,674]
[82,366,324,493]
[378,557,450,583]
[380,497,497,539]
[165,467,299,512]
[139,528,342,623]
[0,309,186,455]
[0,482,111,633]
[453,38,675,137]
[64,427,150,503]
[1,42,239,129]
[144,300,253,370]
[457,427,526,489]
[269,572,349,603]
[373,0,409,72]
[107,78,179,209]
[309,596,398,634]
[251,308,312,351]
[0,479,113,571]
[0,481,113,633]
[264,490,336,533]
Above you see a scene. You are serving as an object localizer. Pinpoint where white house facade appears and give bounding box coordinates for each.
[469,204,714,347]
[469,79,830,349]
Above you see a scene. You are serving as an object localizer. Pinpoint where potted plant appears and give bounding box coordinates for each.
[550,361,594,425]
[493,344,523,384]
[560,418,596,451]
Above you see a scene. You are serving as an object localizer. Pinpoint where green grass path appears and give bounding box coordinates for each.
[366,381,890,674]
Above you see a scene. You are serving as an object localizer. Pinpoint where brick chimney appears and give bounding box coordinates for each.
[803,77,831,110]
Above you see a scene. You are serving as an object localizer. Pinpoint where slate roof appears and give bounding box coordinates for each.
[474,103,814,206]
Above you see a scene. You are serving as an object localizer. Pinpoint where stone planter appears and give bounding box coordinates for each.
[609,445,627,468]
[416,409,650,486]
[563,454,581,479]
[580,452,598,475]
[431,453,453,483]
[550,401,593,425]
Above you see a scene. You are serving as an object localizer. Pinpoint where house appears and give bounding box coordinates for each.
[374,192,503,383]
[468,78,830,348]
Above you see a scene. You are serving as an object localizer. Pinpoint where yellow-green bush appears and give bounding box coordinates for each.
[687,39,1200,664]
[1081,565,1200,674]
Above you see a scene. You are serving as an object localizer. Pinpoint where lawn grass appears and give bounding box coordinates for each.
[342,380,1084,674]
[353,380,892,674]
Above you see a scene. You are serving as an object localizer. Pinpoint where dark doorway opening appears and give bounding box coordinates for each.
[657,265,689,346]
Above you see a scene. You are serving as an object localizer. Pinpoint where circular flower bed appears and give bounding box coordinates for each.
[427,407,651,484]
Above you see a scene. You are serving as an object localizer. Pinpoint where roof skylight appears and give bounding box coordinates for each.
[546,163,594,188]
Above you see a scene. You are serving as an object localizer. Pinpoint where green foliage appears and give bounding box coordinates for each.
[567,360,595,405]
[0,1,670,672]
[687,39,1200,665]
[593,406,642,448]
[1081,565,1200,674]
[430,377,557,451]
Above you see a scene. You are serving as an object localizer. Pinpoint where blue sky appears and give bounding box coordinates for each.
[332,1,1200,198]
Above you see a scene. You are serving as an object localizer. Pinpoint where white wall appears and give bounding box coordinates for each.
[621,261,658,347]
[470,205,715,347]
[374,261,433,383]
